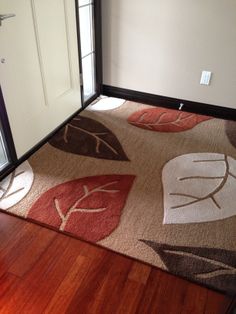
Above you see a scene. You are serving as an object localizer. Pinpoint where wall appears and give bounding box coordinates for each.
[102,0,236,109]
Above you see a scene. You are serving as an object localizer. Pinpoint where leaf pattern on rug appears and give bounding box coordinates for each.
[0,161,34,210]
[162,153,236,224]
[225,120,236,149]
[128,108,211,132]
[27,175,135,242]
[49,115,129,161]
[87,96,126,111]
[140,240,236,295]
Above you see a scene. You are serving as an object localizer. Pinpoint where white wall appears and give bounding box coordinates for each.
[102,0,236,109]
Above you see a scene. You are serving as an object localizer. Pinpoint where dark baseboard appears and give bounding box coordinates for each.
[103,85,236,121]
[0,105,87,181]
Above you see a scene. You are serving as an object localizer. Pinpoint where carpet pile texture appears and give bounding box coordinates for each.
[1,99,236,295]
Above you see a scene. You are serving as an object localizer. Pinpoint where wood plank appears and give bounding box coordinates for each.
[136,269,164,314]
[150,272,190,314]
[9,226,56,277]
[0,212,21,236]
[0,272,20,313]
[65,250,116,313]
[0,213,232,314]
[0,213,28,251]
[115,262,152,313]
[0,221,42,278]
[116,279,145,314]
[204,290,232,314]
[45,255,92,314]
[180,283,208,314]
[0,234,80,313]
[87,254,133,314]
[73,239,107,261]
[128,261,151,285]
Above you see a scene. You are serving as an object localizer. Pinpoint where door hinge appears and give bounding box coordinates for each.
[79,73,83,86]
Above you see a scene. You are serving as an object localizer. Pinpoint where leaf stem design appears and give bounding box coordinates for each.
[193,159,225,163]
[0,187,6,193]
[0,170,25,202]
[197,269,236,279]
[0,171,15,201]
[178,176,224,181]
[51,116,129,161]
[164,249,236,278]
[63,125,69,143]
[3,188,25,200]
[89,97,102,107]
[64,123,119,156]
[170,155,234,210]
[54,181,119,231]
[170,193,200,201]
[229,172,236,180]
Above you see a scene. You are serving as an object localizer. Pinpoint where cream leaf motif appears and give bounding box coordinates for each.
[162,153,236,224]
[0,161,34,210]
[87,96,126,111]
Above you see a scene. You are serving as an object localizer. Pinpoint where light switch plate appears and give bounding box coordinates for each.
[200,71,212,85]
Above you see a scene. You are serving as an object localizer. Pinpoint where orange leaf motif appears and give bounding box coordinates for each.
[27,175,135,242]
[128,108,212,132]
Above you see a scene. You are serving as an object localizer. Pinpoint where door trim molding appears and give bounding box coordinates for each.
[75,0,103,107]
[0,86,17,176]
[94,0,103,96]
[75,0,85,108]
[103,85,236,121]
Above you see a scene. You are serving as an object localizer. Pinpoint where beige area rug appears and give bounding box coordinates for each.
[1,99,236,295]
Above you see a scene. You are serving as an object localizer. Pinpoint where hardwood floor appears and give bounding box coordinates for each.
[0,212,234,314]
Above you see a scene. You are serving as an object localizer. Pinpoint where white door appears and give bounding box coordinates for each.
[0,0,82,158]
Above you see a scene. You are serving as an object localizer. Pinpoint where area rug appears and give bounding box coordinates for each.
[1,99,236,295]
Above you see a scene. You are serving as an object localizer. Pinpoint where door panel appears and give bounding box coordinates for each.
[33,0,74,103]
[0,0,82,158]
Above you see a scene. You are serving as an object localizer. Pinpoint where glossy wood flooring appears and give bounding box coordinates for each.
[0,212,234,314]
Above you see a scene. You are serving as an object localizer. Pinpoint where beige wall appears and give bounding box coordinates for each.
[102,0,236,109]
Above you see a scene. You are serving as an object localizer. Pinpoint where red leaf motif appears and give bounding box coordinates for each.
[27,175,135,242]
[128,108,212,132]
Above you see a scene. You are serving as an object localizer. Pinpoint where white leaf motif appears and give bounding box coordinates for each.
[0,161,34,209]
[87,96,126,111]
[162,153,236,224]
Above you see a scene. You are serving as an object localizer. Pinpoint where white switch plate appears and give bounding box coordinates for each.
[200,71,212,85]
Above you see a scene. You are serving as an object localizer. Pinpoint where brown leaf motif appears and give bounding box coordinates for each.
[128,107,211,132]
[140,240,236,295]
[27,175,135,242]
[49,115,129,161]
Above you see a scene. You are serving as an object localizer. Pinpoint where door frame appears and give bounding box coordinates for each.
[75,0,103,107]
[0,86,17,178]
[0,0,103,180]
[94,0,103,97]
